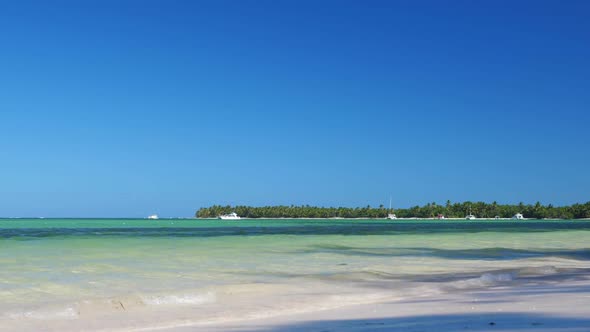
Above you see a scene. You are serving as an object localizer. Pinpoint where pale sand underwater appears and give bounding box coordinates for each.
[166,273,590,332]
[1,219,589,331]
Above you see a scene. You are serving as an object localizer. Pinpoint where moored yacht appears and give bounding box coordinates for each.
[465,206,476,220]
[387,197,397,220]
[512,213,524,220]
[219,212,241,220]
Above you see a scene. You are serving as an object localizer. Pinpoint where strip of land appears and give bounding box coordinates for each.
[197,202,590,220]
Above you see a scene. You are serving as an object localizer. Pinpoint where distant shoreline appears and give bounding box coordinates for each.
[197,217,584,221]
[2,217,589,221]
[197,202,590,220]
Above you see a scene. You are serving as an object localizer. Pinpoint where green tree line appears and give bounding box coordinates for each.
[196,201,590,219]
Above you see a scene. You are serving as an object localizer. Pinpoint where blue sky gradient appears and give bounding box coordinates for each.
[1,0,589,217]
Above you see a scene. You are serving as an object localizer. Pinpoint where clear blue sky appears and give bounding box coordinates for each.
[1,1,588,217]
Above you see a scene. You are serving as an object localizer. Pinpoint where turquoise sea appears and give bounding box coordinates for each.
[1,218,589,331]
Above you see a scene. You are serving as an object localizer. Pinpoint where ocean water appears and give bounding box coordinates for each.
[1,218,589,331]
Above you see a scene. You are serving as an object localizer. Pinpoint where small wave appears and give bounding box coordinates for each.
[518,265,558,276]
[141,292,215,306]
[5,307,78,320]
[479,272,516,284]
[328,292,391,304]
[450,272,517,289]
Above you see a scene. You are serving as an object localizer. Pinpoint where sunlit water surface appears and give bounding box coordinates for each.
[1,219,589,330]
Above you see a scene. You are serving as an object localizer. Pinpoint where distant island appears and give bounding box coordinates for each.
[196,201,590,219]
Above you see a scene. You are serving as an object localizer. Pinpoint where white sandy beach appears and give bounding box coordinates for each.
[4,0,589,330]
[7,267,587,332]
[155,271,590,332]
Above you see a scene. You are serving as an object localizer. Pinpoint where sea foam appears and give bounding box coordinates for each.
[4,307,78,320]
[141,292,216,306]
[479,272,516,284]
[450,272,517,289]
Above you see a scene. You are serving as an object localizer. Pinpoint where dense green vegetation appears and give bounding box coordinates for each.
[196,201,590,219]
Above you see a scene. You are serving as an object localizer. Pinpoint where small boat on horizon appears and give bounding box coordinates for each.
[147,214,159,220]
[387,197,397,220]
[512,213,524,220]
[465,207,476,220]
[219,212,241,220]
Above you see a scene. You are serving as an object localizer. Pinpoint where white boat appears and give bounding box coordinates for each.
[219,212,241,220]
[465,207,476,220]
[147,214,159,220]
[387,197,397,220]
[512,213,524,220]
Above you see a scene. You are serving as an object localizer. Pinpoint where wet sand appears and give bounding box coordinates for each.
[160,272,590,332]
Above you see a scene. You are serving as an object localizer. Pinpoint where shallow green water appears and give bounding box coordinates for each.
[1,218,589,327]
